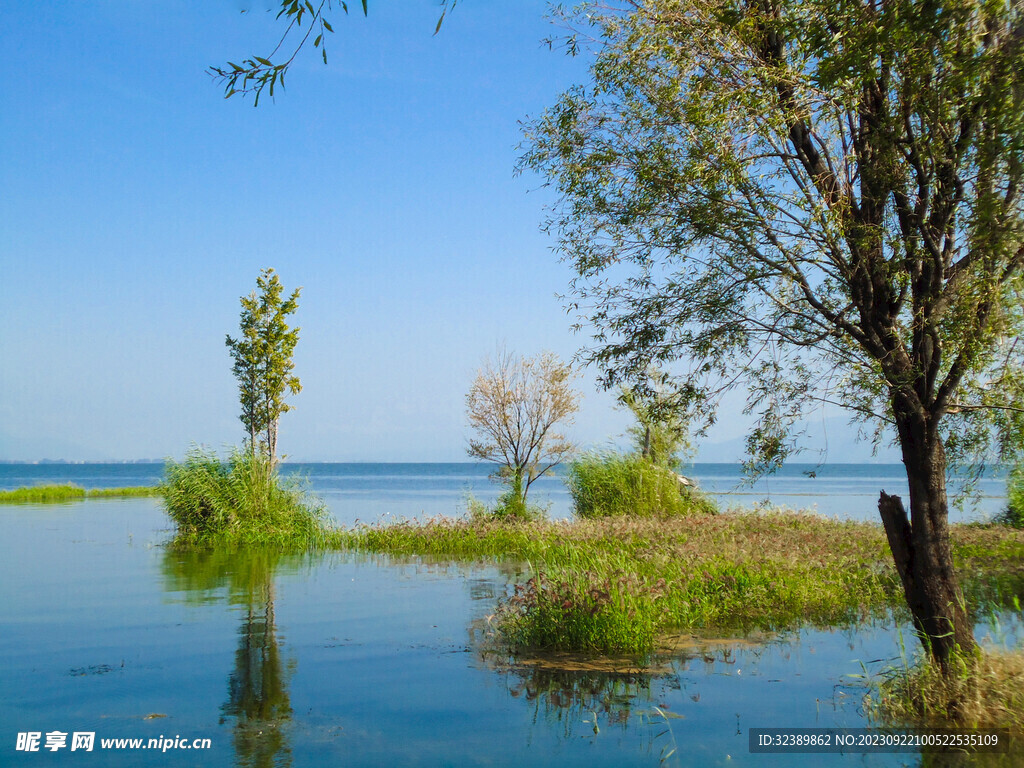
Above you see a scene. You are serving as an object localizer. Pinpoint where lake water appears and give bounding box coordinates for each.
[1,464,1019,766]
[0,461,1010,525]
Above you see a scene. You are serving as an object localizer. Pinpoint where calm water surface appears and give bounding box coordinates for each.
[0,462,1009,524]
[0,465,1019,766]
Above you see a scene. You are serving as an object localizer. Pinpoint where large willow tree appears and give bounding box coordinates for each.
[523,0,1024,670]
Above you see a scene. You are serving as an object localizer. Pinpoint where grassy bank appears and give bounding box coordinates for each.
[0,484,161,503]
[329,513,1024,656]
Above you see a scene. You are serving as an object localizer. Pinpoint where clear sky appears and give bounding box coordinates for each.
[0,1,892,463]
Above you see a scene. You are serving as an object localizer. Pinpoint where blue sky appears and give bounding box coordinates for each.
[0,1,891,463]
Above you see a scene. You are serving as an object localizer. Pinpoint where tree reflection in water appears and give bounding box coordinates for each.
[162,545,308,768]
[473,622,696,759]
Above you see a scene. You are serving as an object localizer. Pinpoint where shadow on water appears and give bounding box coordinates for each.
[161,545,322,768]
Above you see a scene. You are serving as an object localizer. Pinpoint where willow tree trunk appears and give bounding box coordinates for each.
[879,412,977,672]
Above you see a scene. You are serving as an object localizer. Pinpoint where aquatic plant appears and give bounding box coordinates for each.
[162,448,326,545]
[566,452,716,519]
[0,484,160,503]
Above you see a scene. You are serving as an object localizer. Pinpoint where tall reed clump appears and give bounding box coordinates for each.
[162,448,327,545]
[566,452,716,519]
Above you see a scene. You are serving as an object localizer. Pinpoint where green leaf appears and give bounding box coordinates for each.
[254,56,273,67]
[323,19,333,32]
[361,0,368,15]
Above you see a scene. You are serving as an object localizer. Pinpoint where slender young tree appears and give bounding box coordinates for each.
[618,370,693,470]
[226,268,302,465]
[466,349,580,516]
[522,0,1024,671]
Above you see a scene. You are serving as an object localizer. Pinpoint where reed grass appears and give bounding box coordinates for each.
[867,596,1024,735]
[162,448,327,546]
[871,649,1024,734]
[0,484,161,503]
[566,452,717,518]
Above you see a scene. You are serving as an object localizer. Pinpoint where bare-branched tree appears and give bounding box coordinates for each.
[466,350,580,516]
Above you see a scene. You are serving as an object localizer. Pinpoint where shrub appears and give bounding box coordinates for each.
[1000,466,1024,528]
[161,448,326,544]
[566,452,716,519]
[465,492,547,523]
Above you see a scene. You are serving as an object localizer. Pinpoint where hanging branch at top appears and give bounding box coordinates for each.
[210,0,458,105]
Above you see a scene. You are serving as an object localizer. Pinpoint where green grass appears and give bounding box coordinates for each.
[161,448,328,546]
[0,484,161,503]
[566,452,717,518]
[330,512,1024,656]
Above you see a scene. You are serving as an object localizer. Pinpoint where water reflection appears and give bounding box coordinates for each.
[153,541,1021,768]
[162,546,315,768]
[475,635,726,764]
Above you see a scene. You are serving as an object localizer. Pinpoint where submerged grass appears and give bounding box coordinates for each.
[331,512,1024,655]
[0,484,161,503]
[162,448,327,547]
